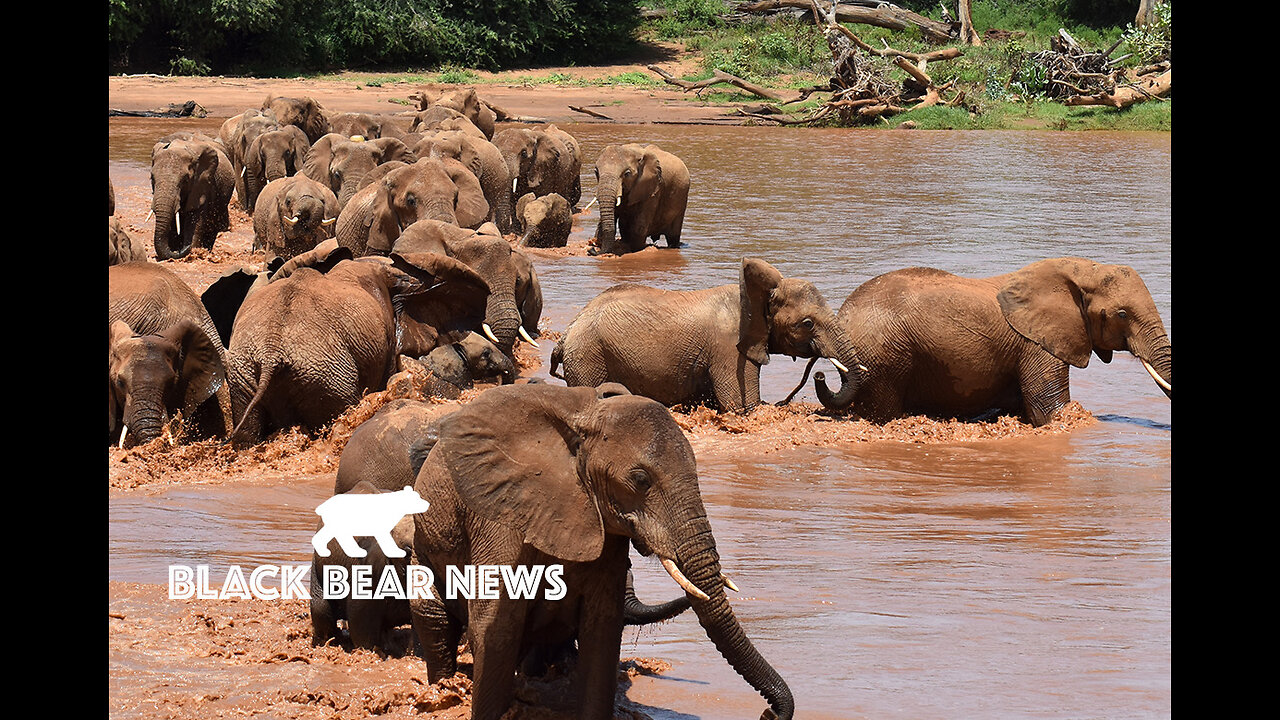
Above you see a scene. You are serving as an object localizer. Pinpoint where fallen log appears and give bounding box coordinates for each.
[1063,68,1171,108]
[568,105,613,120]
[737,0,954,43]
[647,65,784,101]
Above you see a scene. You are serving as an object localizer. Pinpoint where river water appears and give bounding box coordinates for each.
[109,120,1171,719]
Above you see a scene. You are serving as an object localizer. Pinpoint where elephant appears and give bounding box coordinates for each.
[540,124,582,207]
[812,257,1173,426]
[109,262,235,446]
[407,383,794,720]
[334,156,490,257]
[309,480,420,652]
[110,216,147,265]
[218,109,280,211]
[390,221,543,357]
[591,142,689,256]
[262,94,331,144]
[421,87,496,139]
[242,125,311,213]
[414,131,513,234]
[251,175,340,259]
[326,111,383,139]
[398,330,516,399]
[149,135,234,260]
[408,106,486,139]
[109,176,115,216]
[226,252,491,445]
[552,257,866,413]
[515,192,572,248]
[303,133,418,211]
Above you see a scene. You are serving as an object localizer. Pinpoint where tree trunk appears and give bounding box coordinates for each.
[737,0,954,43]
[958,0,982,46]
[1136,0,1157,27]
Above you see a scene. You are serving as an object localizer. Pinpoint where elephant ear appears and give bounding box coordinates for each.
[435,384,605,562]
[636,147,664,200]
[370,137,417,165]
[737,257,784,365]
[440,157,490,229]
[158,319,226,415]
[366,172,406,256]
[303,133,344,187]
[997,258,1093,368]
[272,239,352,281]
[389,251,491,357]
[201,267,263,347]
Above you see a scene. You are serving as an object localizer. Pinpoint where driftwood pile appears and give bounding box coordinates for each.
[1022,29,1171,108]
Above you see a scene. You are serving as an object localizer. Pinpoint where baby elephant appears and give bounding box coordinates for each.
[310,482,428,652]
[401,331,515,399]
[252,175,340,259]
[515,192,572,248]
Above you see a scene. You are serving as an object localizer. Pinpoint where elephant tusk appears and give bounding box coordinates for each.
[518,325,540,348]
[828,357,850,373]
[118,425,128,449]
[858,364,869,373]
[584,196,598,211]
[1141,359,1171,393]
[320,217,336,227]
[145,210,154,224]
[513,178,519,192]
[721,572,740,593]
[284,215,299,226]
[174,211,180,236]
[661,557,710,601]
[615,195,622,207]
[482,323,501,344]
[241,166,247,178]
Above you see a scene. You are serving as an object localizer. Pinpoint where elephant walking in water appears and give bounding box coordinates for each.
[814,257,1173,425]
[552,257,866,413]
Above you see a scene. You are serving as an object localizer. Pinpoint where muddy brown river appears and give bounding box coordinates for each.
[109,119,1170,719]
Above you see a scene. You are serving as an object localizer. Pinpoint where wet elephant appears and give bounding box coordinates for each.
[414,131,513,234]
[242,125,311,213]
[303,133,418,211]
[552,257,866,413]
[814,257,1173,426]
[592,142,689,256]
[226,252,490,445]
[408,383,794,720]
[262,94,331,143]
[251,175,339,259]
[149,135,234,259]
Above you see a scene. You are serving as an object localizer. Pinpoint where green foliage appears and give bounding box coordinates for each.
[169,57,211,76]
[1121,2,1171,64]
[108,0,645,75]
[696,20,828,82]
[436,66,481,84]
[650,0,728,39]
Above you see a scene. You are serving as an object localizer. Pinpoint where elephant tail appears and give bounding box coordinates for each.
[229,362,275,444]
[548,339,565,380]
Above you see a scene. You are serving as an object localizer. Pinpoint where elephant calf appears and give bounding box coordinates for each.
[515,192,572,248]
[398,331,515,400]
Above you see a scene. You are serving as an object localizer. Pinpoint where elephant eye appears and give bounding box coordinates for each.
[406,194,417,207]
[1116,309,1128,319]
[801,317,815,330]
[629,468,652,493]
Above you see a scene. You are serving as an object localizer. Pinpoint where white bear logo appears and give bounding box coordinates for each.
[311,486,430,559]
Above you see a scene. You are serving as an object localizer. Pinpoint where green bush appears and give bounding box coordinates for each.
[1121,2,1171,64]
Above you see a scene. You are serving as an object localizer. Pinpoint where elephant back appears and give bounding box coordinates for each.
[108,262,228,359]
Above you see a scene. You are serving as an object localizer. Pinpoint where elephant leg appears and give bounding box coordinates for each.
[468,598,528,720]
[410,594,462,683]
[709,354,761,413]
[576,554,627,719]
[310,595,340,646]
[1018,353,1071,426]
[347,598,384,650]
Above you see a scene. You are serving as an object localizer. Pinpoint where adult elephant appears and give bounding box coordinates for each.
[226,252,490,445]
[552,257,865,413]
[592,142,689,256]
[149,135,234,260]
[813,258,1173,426]
[540,124,582,207]
[492,128,558,203]
[304,133,418,211]
[424,87,496,139]
[326,111,383,139]
[391,220,543,356]
[219,109,280,211]
[334,157,489,257]
[414,131,513,234]
[262,95,331,144]
[242,125,311,213]
[109,262,234,446]
[251,175,339,259]
[408,383,794,720]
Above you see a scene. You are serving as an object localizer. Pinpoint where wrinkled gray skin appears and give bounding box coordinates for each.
[813,258,1173,426]
[109,262,234,446]
[262,95,331,144]
[110,216,147,265]
[149,135,234,260]
[541,124,582,207]
[218,109,280,211]
[251,175,340,259]
[327,111,383,139]
[442,229,543,359]
[409,383,794,720]
[415,131,513,234]
[334,157,489,257]
[515,192,572,248]
[553,257,866,413]
[316,396,689,655]
[304,134,418,212]
[226,253,490,445]
[411,331,516,398]
[421,87,496,139]
[242,125,311,214]
[592,142,690,256]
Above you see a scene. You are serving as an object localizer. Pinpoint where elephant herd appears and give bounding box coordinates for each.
[108,89,1172,720]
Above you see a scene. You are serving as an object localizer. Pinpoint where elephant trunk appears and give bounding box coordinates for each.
[673,514,794,720]
[152,190,190,260]
[1130,325,1172,399]
[812,325,866,411]
[483,294,522,357]
[124,397,169,446]
[623,570,691,625]
[594,176,620,247]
